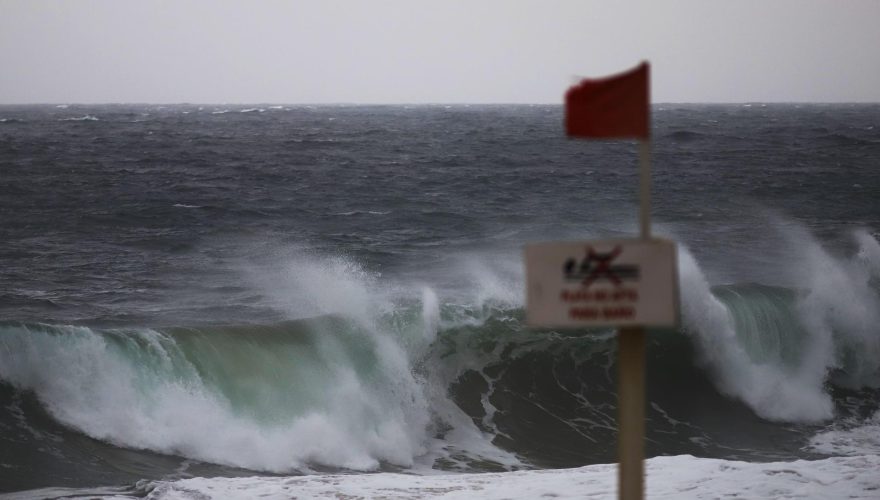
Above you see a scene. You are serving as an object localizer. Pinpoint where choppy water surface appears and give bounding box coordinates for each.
[1,104,879,495]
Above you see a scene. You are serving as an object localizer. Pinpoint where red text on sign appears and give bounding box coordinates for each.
[568,306,635,321]
[560,288,639,303]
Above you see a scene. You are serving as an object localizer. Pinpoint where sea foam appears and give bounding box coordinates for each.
[0,252,517,474]
[0,323,426,472]
[678,228,880,422]
[134,454,880,499]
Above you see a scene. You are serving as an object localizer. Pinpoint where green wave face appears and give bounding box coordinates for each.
[0,318,434,473]
[1,248,879,476]
[711,283,804,367]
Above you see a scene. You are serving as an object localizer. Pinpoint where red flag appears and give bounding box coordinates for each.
[565,62,650,140]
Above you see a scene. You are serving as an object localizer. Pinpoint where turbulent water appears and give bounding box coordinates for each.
[1,104,879,496]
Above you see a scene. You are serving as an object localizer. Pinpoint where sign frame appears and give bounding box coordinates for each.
[525,237,679,330]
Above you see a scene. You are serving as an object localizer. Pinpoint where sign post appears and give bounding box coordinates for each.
[525,63,678,500]
[620,139,650,500]
[617,325,645,500]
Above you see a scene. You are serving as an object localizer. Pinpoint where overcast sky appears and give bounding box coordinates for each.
[2,0,879,104]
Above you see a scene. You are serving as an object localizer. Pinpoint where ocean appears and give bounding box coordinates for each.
[0,103,879,498]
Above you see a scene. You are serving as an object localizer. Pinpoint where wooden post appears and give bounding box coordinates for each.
[617,326,646,500]
[618,139,651,500]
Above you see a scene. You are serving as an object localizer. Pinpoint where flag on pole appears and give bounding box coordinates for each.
[565,62,650,140]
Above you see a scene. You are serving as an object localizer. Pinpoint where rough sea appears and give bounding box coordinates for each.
[1,104,879,498]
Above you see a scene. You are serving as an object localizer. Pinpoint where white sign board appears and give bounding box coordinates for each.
[525,238,678,328]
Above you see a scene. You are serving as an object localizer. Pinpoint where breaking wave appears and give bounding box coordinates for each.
[1,230,878,474]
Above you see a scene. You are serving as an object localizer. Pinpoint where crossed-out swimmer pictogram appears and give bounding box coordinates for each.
[563,245,640,287]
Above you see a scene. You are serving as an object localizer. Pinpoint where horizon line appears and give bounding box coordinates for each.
[2,101,879,106]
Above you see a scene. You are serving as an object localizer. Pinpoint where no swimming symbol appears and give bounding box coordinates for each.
[563,246,640,287]
[525,238,678,328]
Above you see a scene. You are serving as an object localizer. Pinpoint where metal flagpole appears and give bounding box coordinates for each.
[618,139,651,500]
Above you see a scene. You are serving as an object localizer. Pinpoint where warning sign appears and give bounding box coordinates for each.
[525,238,678,328]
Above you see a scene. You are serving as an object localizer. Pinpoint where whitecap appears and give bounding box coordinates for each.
[139,454,880,499]
[58,115,99,121]
[807,411,880,456]
[333,210,391,216]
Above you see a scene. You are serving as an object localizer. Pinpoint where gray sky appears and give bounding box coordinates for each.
[2,0,879,104]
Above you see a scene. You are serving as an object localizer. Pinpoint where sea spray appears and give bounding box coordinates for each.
[676,228,880,422]
[678,246,834,422]
[2,103,879,493]
[0,321,436,471]
[1,231,878,476]
[784,227,880,389]
[854,229,880,277]
[238,250,517,470]
[420,287,440,347]
[807,410,880,456]
[463,253,524,310]
[244,252,437,469]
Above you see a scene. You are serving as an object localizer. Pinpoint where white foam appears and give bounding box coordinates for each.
[675,225,880,422]
[253,252,381,325]
[230,250,518,469]
[451,251,524,311]
[855,229,880,280]
[142,454,880,499]
[0,247,525,474]
[678,247,834,422]
[333,210,391,216]
[421,287,440,346]
[58,115,98,121]
[0,324,430,473]
[785,227,880,389]
[807,411,880,456]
